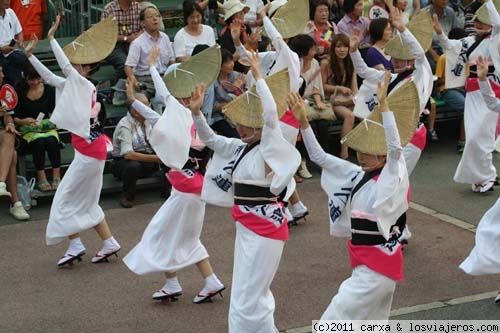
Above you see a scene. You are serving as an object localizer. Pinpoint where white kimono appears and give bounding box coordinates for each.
[29,40,106,245]
[352,29,433,120]
[122,66,210,275]
[194,79,300,333]
[301,112,408,320]
[240,16,302,145]
[447,1,500,185]
[460,79,500,275]
[460,197,500,275]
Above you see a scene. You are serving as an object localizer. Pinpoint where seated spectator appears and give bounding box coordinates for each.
[112,93,163,208]
[0,1,27,86]
[0,66,29,220]
[321,33,358,159]
[138,0,165,31]
[219,0,259,72]
[366,18,394,71]
[304,0,338,60]
[13,62,60,191]
[101,0,142,85]
[174,1,216,62]
[434,27,468,149]
[289,34,335,154]
[10,0,47,40]
[212,48,244,138]
[125,6,175,100]
[337,0,371,48]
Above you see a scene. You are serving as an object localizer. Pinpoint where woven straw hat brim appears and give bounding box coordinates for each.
[268,0,309,39]
[341,80,420,155]
[224,0,250,22]
[163,45,221,98]
[385,10,433,60]
[474,0,500,25]
[63,18,117,65]
[223,69,290,128]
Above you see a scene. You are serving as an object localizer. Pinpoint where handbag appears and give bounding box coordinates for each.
[330,89,354,107]
[305,99,337,121]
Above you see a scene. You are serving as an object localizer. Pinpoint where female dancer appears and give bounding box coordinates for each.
[123,46,224,303]
[192,53,300,332]
[289,72,417,320]
[433,1,500,192]
[25,16,120,266]
[460,55,500,304]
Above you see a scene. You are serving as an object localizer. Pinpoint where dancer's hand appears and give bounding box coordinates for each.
[189,83,206,115]
[287,92,308,129]
[24,34,39,57]
[476,55,488,81]
[432,14,443,35]
[377,71,391,111]
[47,15,61,40]
[247,52,261,81]
[349,28,361,52]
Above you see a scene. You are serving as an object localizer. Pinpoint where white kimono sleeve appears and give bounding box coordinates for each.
[351,50,392,119]
[460,197,500,275]
[49,39,93,139]
[374,112,409,240]
[263,16,301,92]
[479,79,500,113]
[401,29,433,111]
[301,125,362,237]
[145,66,192,170]
[258,78,301,195]
[194,113,246,207]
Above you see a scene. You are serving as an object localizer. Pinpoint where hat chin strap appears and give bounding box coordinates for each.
[241,128,259,144]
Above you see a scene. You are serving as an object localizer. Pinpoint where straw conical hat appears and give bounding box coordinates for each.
[267,0,309,39]
[341,80,420,155]
[163,45,221,98]
[223,69,290,128]
[63,18,117,65]
[385,10,433,60]
[473,0,500,25]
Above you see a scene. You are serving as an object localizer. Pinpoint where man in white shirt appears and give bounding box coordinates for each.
[125,6,175,99]
[0,0,26,85]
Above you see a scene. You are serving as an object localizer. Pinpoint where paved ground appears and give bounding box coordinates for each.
[0,124,499,332]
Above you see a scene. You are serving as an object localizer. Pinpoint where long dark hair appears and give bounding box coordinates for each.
[329,34,353,87]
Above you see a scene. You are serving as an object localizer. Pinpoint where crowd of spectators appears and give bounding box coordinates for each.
[0,0,483,217]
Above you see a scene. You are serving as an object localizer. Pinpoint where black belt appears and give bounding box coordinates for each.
[351,218,387,246]
[233,183,284,206]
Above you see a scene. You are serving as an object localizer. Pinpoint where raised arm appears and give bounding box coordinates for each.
[379,72,403,174]
[349,28,384,81]
[391,6,425,63]
[47,16,76,77]
[189,84,240,153]
[247,52,279,129]
[478,55,500,113]
[24,35,65,88]
[148,46,170,101]
[126,78,161,123]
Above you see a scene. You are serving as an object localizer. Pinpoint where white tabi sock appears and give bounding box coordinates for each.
[204,273,224,291]
[163,276,182,293]
[67,238,85,254]
[102,236,120,251]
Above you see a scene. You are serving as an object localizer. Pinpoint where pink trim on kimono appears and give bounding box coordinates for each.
[168,169,204,194]
[351,210,377,221]
[231,203,289,240]
[280,109,300,129]
[467,78,500,97]
[71,133,110,160]
[410,125,427,151]
[348,240,404,281]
